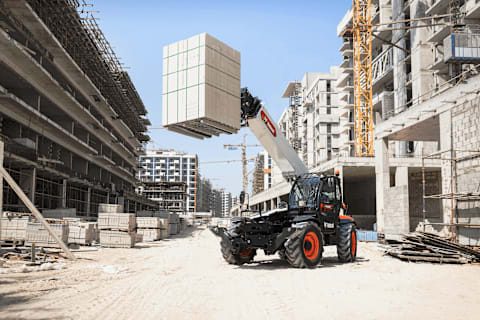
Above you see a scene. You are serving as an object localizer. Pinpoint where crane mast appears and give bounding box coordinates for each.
[352,0,374,156]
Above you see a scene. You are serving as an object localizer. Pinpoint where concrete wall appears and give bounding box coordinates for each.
[451,98,480,245]
[384,185,409,235]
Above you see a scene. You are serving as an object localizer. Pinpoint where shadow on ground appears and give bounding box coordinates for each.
[237,255,369,270]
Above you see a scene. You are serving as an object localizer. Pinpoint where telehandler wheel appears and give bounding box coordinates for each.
[337,223,357,262]
[285,223,323,268]
[220,239,256,265]
[278,248,286,260]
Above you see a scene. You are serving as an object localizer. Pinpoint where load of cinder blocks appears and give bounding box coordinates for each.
[136,217,163,241]
[25,222,69,248]
[0,216,29,242]
[97,204,136,248]
[162,33,241,139]
[67,220,96,245]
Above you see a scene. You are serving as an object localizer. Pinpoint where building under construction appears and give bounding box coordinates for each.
[137,181,187,213]
[0,0,156,215]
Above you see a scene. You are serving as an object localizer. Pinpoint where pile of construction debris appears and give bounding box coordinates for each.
[384,232,480,264]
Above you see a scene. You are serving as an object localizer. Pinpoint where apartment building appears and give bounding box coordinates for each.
[137,181,187,213]
[221,191,232,217]
[338,0,480,243]
[0,0,156,215]
[137,149,198,212]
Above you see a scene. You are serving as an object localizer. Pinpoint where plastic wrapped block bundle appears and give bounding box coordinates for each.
[162,33,241,139]
[97,213,136,231]
[136,217,163,229]
[137,229,161,241]
[0,216,29,241]
[99,230,136,248]
[98,204,124,213]
[68,222,96,245]
[25,222,69,248]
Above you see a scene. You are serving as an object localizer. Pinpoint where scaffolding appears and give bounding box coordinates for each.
[422,149,480,242]
[25,0,149,142]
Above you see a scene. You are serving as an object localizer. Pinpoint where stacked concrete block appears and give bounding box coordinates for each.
[136,217,163,241]
[0,216,29,241]
[42,208,77,219]
[162,33,241,138]
[98,212,136,248]
[99,231,136,248]
[25,222,69,248]
[97,213,136,231]
[68,222,96,245]
[98,204,124,213]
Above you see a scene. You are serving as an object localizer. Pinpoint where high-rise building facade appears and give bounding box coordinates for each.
[137,149,198,212]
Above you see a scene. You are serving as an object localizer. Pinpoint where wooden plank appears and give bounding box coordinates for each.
[0,167,75,260]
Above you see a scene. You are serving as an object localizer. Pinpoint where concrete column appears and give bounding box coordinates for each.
[270,198,275,210]
[375,137,390,234]
[19,168,36,202]
[410,0,433,104]
[61,179,67,208]
[0,140,4,239]
[86,187,91,216]
[392,0,408,156]
[439,110,453,229]
[395,167,409,186]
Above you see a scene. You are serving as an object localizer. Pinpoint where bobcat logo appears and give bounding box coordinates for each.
[260,110,277,137]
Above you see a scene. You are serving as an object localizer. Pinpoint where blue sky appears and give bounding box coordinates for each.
[94,0,350,197]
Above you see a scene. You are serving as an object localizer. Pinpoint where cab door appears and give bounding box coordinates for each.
[320,177,341,223]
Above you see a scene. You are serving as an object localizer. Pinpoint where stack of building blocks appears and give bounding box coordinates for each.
[25,222,69,248]
[97,204,136,248]
[162,33,241,139]
[0,216,29,242]
[68,221,96,245]
[136,217,163,241]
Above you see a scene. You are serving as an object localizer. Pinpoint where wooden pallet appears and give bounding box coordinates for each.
[0,239,25,248]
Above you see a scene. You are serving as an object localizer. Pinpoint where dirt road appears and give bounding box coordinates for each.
[1,226,480,320]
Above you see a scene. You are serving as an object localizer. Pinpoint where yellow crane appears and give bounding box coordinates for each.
[352,0,373,157]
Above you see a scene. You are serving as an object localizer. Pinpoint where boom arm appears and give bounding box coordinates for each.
[241,88,308,179]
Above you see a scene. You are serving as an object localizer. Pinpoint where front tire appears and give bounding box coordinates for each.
[220,239,256,265]
[285,223,323,268]
[337,223,357,262]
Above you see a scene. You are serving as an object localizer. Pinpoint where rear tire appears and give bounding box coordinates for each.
[278,248,286,260]
[337,223,357,262]
[220,239,256,265]
[285,223,323,268]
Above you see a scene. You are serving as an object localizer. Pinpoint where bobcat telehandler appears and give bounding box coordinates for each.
[210,88,357,268]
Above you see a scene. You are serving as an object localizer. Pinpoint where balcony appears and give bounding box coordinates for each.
[427,20,450,43]
[337,8,353,37]
[466,0,480,18]
[426,0,450,16]
[372,47,393,85]
[339,40,353,52]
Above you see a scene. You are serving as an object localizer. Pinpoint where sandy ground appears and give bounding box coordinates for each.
[1,226,480,320]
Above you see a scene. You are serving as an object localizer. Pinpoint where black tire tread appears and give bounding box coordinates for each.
[284,223,323,268]
[220,239,256,265]
[337,223,357,263]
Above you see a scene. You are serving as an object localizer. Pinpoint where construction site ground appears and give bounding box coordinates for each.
[1,226,479,320]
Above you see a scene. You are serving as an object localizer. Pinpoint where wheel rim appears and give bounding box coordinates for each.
[351,231,356,255]
[240,248,252,257]
[303,232,320,260]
